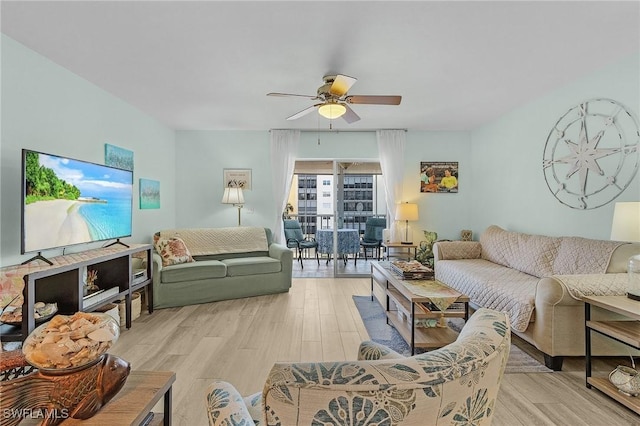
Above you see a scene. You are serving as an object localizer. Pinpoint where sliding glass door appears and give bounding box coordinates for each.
[288,159,386,278]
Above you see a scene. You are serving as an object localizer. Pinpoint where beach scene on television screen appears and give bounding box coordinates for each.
[23,151,133,252]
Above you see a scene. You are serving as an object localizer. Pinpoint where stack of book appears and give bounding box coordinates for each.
[390,260,435,280]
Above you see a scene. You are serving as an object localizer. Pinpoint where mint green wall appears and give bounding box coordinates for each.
[175,130,472,241]
[470,53,640,240]
[3,35,636,271]
[0,36,176,266]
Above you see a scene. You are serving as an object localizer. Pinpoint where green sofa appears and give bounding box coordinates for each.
[152,227,292,309]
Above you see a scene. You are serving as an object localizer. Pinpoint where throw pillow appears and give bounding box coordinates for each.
[154,236,194,267]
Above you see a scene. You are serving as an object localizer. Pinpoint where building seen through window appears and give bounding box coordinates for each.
[292,174,385,235]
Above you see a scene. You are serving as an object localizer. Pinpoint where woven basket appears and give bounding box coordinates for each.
[95,303,120,327]
[117,291,142,325]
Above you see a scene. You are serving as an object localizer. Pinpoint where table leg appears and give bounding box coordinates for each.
[585,303,592,388]
[164,385,172,426]
[411,302,415,355]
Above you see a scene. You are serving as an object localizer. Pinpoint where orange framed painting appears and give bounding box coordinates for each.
[420,162,458,193]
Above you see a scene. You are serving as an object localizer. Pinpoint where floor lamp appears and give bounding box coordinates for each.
[610,201,640,300]
[221,187,244,226]
[395,202,419,245]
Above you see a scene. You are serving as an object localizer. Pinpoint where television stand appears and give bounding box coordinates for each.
[21,252,53,266]
[104,239,130,248]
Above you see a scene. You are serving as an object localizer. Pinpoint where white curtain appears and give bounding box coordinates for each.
[377,129,405,242]
[270,129,300,243]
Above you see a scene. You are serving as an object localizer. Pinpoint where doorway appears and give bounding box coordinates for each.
[287,160,386,278]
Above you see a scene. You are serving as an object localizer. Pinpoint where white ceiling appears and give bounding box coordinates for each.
[2,1,638,131]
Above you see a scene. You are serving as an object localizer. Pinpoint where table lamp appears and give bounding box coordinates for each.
[221,187,244,226]
[395,202,418,245]
[610,201,640,300]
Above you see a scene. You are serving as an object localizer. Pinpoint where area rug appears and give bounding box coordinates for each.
[352,295,552,373]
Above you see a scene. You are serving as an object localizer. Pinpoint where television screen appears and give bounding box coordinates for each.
[21,149,133,254]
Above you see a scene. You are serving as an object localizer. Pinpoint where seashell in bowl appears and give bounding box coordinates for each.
[23,312,119,372]
[609,365,640,397]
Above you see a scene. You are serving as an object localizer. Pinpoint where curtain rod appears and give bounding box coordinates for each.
[269,128,407,133]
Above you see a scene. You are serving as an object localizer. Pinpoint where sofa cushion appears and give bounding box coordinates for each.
[154,236,194,267]
[480,225,559,278]
[435,258,538,333]
[161,260,227,283]
[221,257,281,277]
[553,237,624,275]
[158,227,268,256]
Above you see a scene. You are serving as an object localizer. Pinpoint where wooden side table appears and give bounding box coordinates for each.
[62,370,175,425]
[382,242,417,261]
[583,295,640,415]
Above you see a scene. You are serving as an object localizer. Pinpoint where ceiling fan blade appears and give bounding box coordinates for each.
[267,92,318,99]
[346,95,402,105]
[286,104,320,120]
[342,104,360,124]
[329,74,357,96]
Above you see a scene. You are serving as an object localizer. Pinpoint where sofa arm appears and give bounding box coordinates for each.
[269,243,293,264]
[550,273,629,300]
[357,341,406,360]
[205,380,255,426]
[433,241,482,262]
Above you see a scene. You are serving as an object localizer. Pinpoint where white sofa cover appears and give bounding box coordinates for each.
[434,225,640,370]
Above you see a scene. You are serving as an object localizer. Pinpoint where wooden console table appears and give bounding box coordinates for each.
[63,370,175,425]
[382,242,417,261]
[0,244,153,342]
[584,295,640,414]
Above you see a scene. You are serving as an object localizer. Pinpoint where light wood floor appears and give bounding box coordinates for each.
[110,278,639,426]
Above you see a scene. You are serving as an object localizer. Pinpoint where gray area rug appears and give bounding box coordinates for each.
[353,295,552,373]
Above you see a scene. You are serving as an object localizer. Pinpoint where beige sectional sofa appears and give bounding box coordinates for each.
[433,225,640,370]
[152,227,292,309]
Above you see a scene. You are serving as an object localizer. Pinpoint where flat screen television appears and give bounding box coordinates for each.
[21,149,133,256]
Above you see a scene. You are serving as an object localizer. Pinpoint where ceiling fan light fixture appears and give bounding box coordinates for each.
[318,103,346,119]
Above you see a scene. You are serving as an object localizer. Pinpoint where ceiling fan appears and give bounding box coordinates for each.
[267,74,401,123]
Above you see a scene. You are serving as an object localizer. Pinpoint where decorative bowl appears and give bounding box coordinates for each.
[609,365,640,397]
[22,312,119,372]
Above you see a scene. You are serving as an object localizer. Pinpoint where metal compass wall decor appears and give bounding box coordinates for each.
[543,98,639,209]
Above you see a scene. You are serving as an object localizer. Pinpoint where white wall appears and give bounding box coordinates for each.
[1,36,176,266]
[470,53,640,240]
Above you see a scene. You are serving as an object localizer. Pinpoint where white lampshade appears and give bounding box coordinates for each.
[221,187,244,205]
[395,203,419,221]
[610,202,640,242]
[395,202,419,244]
[318,103,346,119]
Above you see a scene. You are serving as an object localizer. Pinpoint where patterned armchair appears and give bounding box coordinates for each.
[205,308,510,425]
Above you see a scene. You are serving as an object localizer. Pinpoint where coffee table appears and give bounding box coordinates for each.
[371,261,469,354]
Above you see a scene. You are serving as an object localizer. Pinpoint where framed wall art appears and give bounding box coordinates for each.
[420,161,459,193]
[139,178,160,209]
[223,168,252,190]
[104,143,134,171]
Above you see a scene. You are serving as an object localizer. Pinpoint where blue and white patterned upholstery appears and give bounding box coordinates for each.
[206,308,510,425]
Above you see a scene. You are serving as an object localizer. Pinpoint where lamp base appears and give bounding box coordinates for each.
[627,292,640,301]
[401,241,413,245]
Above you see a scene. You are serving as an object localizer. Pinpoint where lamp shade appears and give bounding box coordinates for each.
[610,201,640,242]
[221,187,244,205]
[395,203,419,221]
[318,103,346,119]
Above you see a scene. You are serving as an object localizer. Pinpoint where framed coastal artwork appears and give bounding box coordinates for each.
[139,178,160,209]
[223,169,252,190]
[104,143,134,171]
[420,161,459,193]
